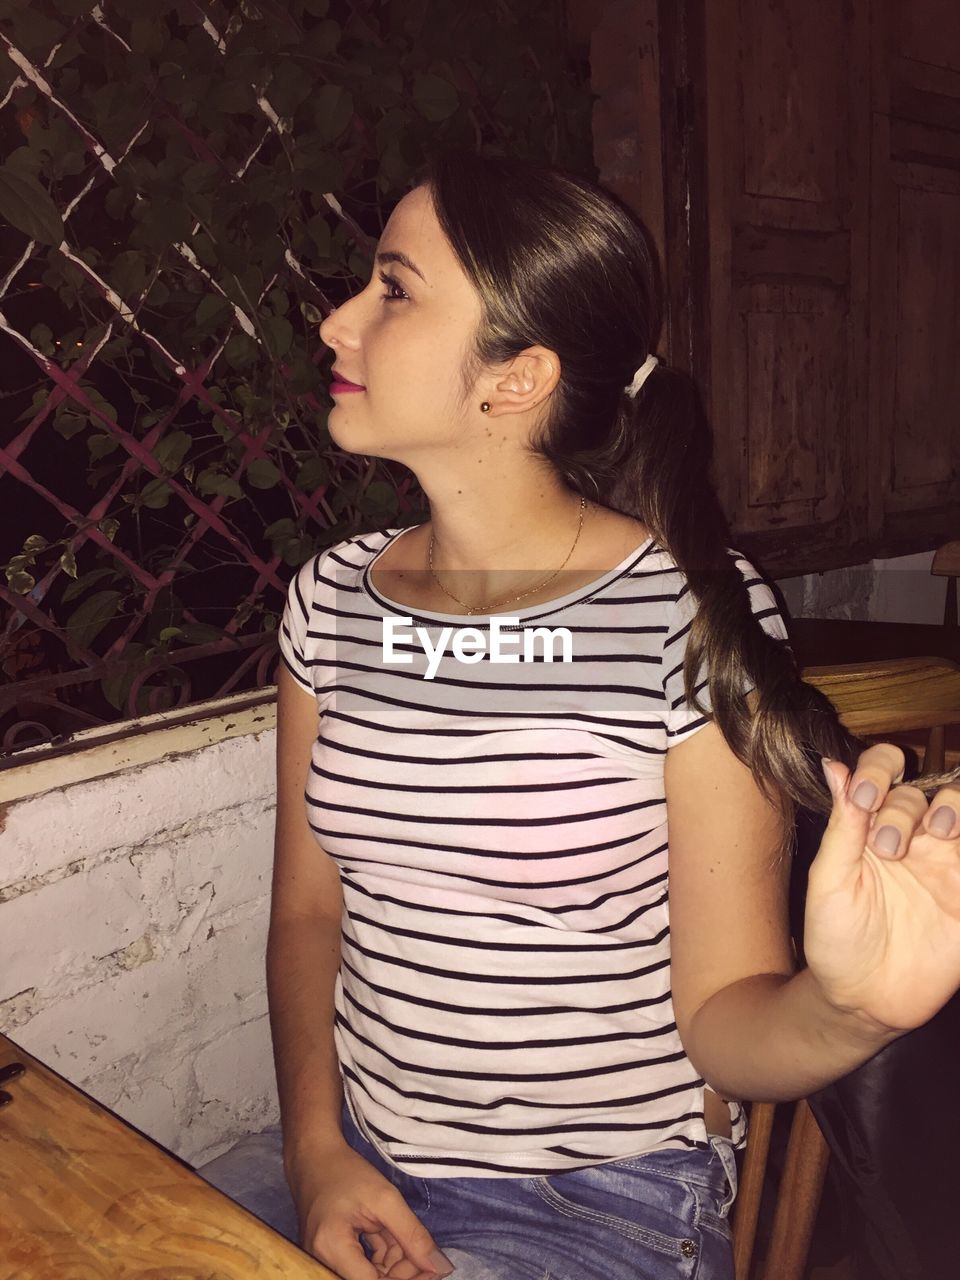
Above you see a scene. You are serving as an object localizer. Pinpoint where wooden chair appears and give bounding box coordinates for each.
[931,539,960,632]
[731,656,960,1280]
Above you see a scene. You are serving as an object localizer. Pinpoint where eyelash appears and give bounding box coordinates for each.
[377,271,409,303]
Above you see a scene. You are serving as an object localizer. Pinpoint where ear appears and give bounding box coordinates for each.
[483,346,560,415]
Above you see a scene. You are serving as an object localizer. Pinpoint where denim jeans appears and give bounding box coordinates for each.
[199,1108,738,1280]
[342,1105,738,1280]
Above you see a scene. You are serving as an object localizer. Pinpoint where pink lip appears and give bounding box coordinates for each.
[331,368,365,392]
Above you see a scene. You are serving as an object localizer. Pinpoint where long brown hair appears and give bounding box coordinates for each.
[415,147,956,833]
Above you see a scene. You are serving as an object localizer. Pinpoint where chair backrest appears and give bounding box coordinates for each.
[931,539,960,631]
[730,656,960,1280]
[801,655,960,772]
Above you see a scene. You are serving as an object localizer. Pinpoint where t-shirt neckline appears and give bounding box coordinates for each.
[359,524,658,624]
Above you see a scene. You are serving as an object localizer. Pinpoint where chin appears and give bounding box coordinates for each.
[326,411,363,451]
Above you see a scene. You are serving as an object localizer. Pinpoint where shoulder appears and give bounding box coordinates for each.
[641,546,787,639]
[289,526,404,603]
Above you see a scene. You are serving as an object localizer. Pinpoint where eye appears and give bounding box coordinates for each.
[377,270,409,303]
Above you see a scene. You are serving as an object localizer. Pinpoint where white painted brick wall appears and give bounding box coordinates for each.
[0,714,280,1166]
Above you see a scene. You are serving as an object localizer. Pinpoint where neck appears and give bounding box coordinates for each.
[422,482,592,607]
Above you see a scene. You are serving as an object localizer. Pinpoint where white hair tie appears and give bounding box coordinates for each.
[625,353,659,398]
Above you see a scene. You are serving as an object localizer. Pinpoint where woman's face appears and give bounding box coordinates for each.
[318,184,487,464]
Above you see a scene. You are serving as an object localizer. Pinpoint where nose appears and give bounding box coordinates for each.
[319,295,362,354]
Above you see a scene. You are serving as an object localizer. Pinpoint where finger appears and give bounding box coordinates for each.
[383,1259,429,1280]
[818,758,884,872]
[363,1230,406,1275]
[378,1191,455,1279]
[863,783,929,860]
[362,1230,390,1269]
[381,1239,406,1273]
[923,785,960,840]
[311,1225,384,1280]
[845,742,907,813]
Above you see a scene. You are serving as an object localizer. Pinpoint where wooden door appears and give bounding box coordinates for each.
[869,0,960,555]
[696,0,872,574]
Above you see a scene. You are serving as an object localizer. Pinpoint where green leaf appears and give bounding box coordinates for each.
[22,534,48,555]
[307,18,340,57]
[159,626,184,642]
[62,567,117,602]
[109,250,148,298]
[100,642,147,712]
[246,458,282,489]
[6,570,35,595]
[300,300,323,325]
[195,293,232,330]
[360,481,396,514]
[154,430,192,472]
[197,468,243,499]
[295,456,329,490]
[265,517,296,540]
[59,546,78,579]
[413,73,460,122]
[98,518,120,543]
[130,16,164,56]
[30,323,54,355]
[78,386,118,426]
[264,313,293,357]
[312,84,353,144]
[212,80,255,113]
[179,621,228,644]
[0,164,64,246]
[223,333,258,369]
[87,433,119,461]
[305,215,331,258]
[348,248,373,280]
[54,412,86,439]
[66,590,122,650]
[141,477,174,509]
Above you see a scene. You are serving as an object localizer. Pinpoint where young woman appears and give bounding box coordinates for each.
[269,149,960,1280]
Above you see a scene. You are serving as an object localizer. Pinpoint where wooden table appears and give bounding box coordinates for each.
[0,1033,337,1279]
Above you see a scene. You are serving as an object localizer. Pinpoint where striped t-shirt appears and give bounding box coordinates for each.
[278,524,789,1177]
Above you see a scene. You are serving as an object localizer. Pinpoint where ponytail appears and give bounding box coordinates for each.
[604,365,958,822]
[419,148,960,829]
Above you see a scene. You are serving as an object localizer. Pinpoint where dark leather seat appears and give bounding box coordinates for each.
[789,806,960,1280]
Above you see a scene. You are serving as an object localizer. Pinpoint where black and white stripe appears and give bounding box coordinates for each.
[278,526,789,1177]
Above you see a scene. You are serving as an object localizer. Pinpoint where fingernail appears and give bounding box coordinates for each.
[873,825,901,856]
[929,805,957,837]
[852,780,879,811]
[820,758,836,796]
[428,1249,455,1277]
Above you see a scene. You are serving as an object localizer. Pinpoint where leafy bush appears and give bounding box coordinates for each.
[0,0,593,738]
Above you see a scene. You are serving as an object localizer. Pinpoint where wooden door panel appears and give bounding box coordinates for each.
[892,186,960,495]
[871,13,960,552]
[898,0,960,75]
[743,303,844,522]
[740,0,843,206]
[703,0,870,570]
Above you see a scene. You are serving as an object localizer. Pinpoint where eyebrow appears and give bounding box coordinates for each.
[376,250,427,283]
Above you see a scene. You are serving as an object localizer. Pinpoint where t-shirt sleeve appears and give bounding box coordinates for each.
[278,554,319,693]
[662,552,790,746]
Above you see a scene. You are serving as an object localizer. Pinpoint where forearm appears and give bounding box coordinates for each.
[684,967,902,1103]
[266,914,347,1175]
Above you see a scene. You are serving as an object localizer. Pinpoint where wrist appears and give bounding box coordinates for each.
[804,967,902,1050]
[282,1122,350,1183]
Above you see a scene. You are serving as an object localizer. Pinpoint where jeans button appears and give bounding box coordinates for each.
[680,1240,697,1258]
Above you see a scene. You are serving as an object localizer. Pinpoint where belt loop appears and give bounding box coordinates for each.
[708,1135,739,1218]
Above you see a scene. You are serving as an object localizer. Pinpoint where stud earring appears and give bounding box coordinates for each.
[480,401,491,412]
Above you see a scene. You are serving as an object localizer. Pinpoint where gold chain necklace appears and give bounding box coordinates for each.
[427,496,587,616]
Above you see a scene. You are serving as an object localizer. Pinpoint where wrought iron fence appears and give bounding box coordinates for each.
[0,0,591,758]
